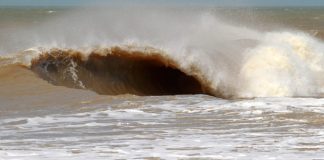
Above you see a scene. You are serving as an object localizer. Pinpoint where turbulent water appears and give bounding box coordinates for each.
[0,6,324,160]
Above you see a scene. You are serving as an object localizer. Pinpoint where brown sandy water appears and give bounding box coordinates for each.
[0,7,324,160]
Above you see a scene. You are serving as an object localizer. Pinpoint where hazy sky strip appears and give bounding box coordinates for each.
[0,0,324,7]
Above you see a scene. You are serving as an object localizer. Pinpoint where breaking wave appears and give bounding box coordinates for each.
[0,9,323,98]
[1,31,323,99]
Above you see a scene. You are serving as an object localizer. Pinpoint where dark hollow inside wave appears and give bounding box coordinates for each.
[31,48,204,96]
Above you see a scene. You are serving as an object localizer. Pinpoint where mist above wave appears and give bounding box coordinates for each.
[1,7,323,98]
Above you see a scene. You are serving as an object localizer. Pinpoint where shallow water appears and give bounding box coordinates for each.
[1,94,324,159]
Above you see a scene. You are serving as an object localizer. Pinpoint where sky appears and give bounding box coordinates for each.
[0,0,324,7]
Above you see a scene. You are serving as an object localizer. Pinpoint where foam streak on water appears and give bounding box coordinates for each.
[1,95,324,160]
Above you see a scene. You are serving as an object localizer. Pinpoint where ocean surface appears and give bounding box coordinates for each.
[0,6,324,160]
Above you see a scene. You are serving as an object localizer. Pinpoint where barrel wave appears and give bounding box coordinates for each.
[30,47,206,96]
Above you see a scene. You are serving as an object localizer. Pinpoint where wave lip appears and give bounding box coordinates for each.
[30,46,209,96]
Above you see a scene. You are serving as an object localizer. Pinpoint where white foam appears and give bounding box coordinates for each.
[1,96,324,159]
[239,32,324,97]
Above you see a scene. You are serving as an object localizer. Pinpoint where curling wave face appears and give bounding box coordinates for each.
[30,47,206,96]
[0,9,324,98]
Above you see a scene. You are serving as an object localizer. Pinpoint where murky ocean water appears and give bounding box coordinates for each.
[0,7,324,160]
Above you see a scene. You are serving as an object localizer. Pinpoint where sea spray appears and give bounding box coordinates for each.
[0,8,323,98]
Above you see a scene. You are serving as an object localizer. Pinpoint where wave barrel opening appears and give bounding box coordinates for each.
[30,48,205,96]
